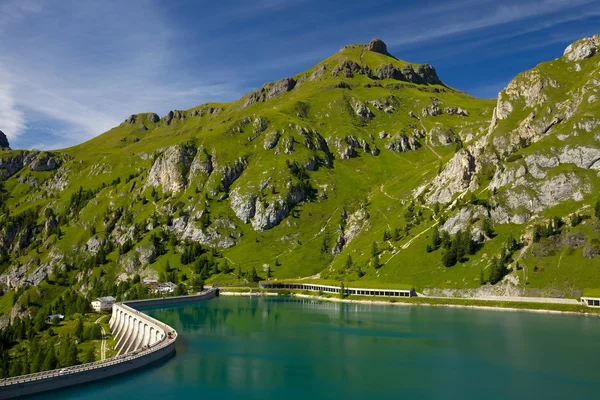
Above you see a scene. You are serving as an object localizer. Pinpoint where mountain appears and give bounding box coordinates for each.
[1,35,600,318]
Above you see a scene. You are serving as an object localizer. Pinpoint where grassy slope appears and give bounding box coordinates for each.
[2,40,600,302]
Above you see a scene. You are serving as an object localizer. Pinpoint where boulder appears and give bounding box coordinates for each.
[368,38,388,54]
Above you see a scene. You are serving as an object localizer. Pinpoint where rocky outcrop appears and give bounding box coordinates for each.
[84,236,106,255]
[500,172,589,215]
[386,134,420,152]
[230,182,311,231]
[189,148,213,183]
[441,206,489,236]
[220,157,249,192]
[427,150,476,204]
[327,135,374,159]
[125,113,158,125]
[563,35,600,62]
[0,130,9,149]
[244,78,296,107]
[444,107,469,116]
[428,127,456,147]
[189,106,224,118]
[376,63,442,85]
[163,110,186,125]
[263,131,281,150]
[353,102,374,119]
[496,70,559,121]
[332,208,369,255]
[332,60,373,79]
[368,38,388,55]
[422,103,442,117]
[168,214,237,248]
[230,189,257,224]
[0,151,64,179]
[146,144,197,193]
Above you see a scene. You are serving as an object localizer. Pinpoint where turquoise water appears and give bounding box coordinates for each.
[34,297,600,399]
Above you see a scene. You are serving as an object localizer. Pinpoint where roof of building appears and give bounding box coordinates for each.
[94,296,116,303]
[157,282,176,288]
[46,314,64,320]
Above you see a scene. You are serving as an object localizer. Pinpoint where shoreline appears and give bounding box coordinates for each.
[219,289,600,317]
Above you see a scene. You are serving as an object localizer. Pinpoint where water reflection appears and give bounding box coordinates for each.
[35,297,600,400]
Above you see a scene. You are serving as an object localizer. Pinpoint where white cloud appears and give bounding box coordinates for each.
[0,1,240,149]
[0,67,26,140]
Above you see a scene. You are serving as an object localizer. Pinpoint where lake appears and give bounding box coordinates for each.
[33,296,600,399]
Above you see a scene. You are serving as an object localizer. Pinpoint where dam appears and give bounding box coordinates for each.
[0,289,219,399]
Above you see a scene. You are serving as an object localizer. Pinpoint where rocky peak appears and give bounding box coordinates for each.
[0,130,9,150]
[368,38,388,55]
[563,34,600,62]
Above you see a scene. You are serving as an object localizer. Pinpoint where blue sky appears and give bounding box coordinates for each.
[1,0,599,150]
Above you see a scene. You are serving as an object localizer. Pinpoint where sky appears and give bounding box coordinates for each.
[0,0,599,150]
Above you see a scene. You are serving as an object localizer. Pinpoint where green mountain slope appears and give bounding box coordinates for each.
[1,36,600,317]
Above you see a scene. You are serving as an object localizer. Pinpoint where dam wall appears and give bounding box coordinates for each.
[0,288,218,399]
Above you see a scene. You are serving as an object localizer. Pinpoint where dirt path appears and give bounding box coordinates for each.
[95,315,107,361]
[417,117,442,160]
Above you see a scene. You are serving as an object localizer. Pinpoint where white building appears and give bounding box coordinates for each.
[91,296,116,312]
[154,282,176,294]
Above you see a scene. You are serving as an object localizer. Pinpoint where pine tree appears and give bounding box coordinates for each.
[483,217,494,237]
[42,348,57,371]
[83,348,95,364]
[595,199,600,219]
[442,241,458,267]
[345,255,353,270]
[67,341,79,366]
[75,318,84,341]
[432,226,441,249]
[249,267,259,283]
[371,242,378,257]
[489,256,506,284]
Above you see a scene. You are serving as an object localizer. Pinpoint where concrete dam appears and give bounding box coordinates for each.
[110,303,169,356]
[0,289,219,399]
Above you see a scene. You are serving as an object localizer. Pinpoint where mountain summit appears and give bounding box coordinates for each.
[0,35,599,307]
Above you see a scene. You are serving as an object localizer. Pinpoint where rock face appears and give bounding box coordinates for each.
[244,78,296,107]
[332,60,373,78]
[0,151,63,179]
[386,134,420,153]
[563,35,600,61]
[376,63,442,85]
[427,150,476,204]
[327,135,374,159]
[332,208,369,255]
[368,38,388,55]
[146,144,197,193]
[0,130,10,149]
[164,110,186,126]
[230,183,310,231]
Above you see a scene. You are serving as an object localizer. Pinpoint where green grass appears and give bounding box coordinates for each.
[2,38,600,319]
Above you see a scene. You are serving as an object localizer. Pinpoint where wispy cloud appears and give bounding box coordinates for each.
[0,67,26,140]
[0,0,598,150]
